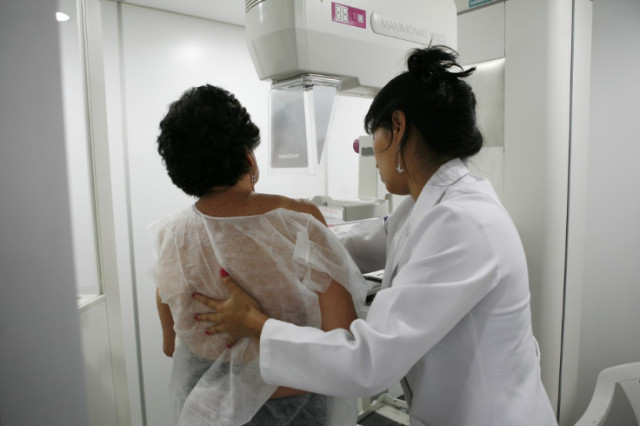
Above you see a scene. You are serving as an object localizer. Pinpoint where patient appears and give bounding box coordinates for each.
[151,84,366,425]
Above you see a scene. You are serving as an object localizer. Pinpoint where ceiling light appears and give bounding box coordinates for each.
[56,12,71,22]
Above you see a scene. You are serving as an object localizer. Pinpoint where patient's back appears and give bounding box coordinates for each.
[152,194,363,361]
[150,194,366,425]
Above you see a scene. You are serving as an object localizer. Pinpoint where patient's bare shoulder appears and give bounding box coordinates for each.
[265,195,327,225]
[250,193,326,225]
[287,198,327,225]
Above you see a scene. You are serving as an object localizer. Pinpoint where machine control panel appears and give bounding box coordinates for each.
[332,2,366,29]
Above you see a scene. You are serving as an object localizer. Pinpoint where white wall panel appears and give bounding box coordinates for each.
[80,299,119,426]
[572,0,640,424]
[458,2,504,64]
[0,1,88,424]
[504,0,573,411]
[459,0,574,412]
[100,2,146,424]
[558,0,592,423]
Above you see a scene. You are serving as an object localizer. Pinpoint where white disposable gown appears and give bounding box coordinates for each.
[150,206,366,425]
[260,158,558,425]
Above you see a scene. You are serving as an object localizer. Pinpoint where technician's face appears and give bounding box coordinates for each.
[372,126,406,195]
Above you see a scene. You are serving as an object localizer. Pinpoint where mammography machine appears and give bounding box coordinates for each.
[245,0,457,225]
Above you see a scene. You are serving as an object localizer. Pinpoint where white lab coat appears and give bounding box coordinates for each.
[260,158,558,425]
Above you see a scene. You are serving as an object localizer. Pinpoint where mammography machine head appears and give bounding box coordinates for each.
[245,0,457,174]
[246,0,457,96]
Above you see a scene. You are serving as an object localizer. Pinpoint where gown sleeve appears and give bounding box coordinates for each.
[260,198,505,396]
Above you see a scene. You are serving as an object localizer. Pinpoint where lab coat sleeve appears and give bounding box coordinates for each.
[259,198,504,397]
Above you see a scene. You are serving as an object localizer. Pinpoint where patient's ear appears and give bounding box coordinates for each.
[246,150,259,184]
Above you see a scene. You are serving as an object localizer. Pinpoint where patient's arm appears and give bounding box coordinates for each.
[156,288,176,357]
[270,279,357,399]
[318,279,358,331]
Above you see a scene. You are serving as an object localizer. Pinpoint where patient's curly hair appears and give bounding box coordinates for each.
[157,85,260,197]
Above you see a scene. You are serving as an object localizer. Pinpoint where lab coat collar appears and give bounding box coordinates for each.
[426,157,469,189]
[408,157,469,229]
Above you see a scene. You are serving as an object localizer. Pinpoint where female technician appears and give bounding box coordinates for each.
[194,45,558,426]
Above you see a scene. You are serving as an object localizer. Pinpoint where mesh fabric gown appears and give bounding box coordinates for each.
[150,205,366,426]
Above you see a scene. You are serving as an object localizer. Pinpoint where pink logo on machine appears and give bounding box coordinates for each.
[332,2,366,29]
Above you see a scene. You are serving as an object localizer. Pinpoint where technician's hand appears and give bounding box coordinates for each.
[193,269,268,342]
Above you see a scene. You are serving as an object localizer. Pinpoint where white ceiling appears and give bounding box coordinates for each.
[121,0,246,26]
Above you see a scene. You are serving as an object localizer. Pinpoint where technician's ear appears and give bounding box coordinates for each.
[391,110,407,144]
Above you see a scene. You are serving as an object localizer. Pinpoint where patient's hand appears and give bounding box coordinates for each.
[194,269,268,343]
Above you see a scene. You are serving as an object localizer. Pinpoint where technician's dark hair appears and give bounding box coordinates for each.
[157,84,260,197]
[364,45,483,165]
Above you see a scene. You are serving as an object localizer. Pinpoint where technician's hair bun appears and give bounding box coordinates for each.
[407,45,473,83]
